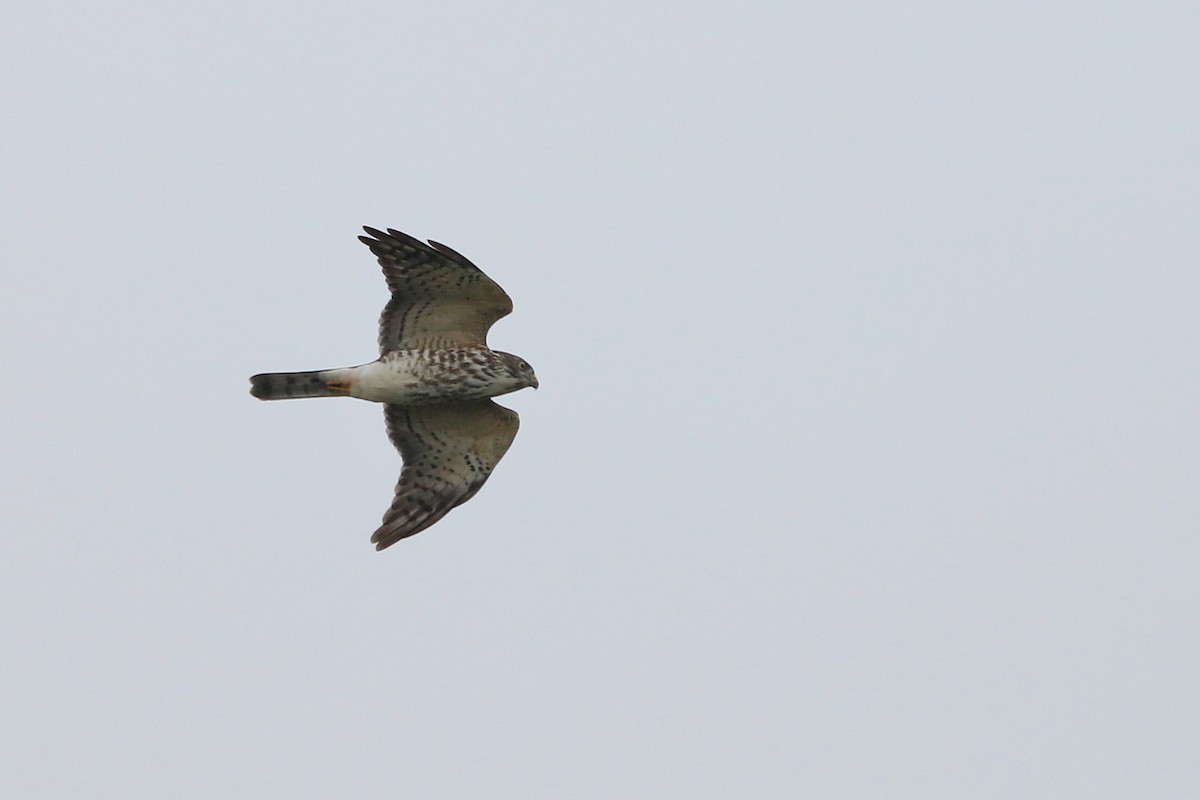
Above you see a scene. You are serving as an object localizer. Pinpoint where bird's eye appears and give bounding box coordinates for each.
[518,361,528,370]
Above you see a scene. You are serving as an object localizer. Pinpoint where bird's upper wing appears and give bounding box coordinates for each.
[373,399,520,550]
[358,227,513,353]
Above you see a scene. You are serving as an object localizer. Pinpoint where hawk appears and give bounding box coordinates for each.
[250,227,538,550]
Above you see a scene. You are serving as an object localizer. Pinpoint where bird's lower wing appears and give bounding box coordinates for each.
[373,400,520,550]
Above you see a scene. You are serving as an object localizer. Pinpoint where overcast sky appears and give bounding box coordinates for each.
[3,2,1198,797]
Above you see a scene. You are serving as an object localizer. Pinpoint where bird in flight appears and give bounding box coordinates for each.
[250,227,538,550]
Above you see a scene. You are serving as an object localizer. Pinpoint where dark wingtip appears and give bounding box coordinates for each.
[360,226,437,254]
[427,239,477,267]
[385,228,429,249]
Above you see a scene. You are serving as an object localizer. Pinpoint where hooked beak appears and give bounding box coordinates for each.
[530,375,539,390]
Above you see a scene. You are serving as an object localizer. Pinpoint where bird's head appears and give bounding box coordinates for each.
[497,352,539,391]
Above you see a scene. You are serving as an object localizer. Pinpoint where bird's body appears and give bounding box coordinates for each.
[250,226,538,550]
[250,346,533,405]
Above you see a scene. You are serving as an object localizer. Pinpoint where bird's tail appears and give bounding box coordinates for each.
[249,369,353,400]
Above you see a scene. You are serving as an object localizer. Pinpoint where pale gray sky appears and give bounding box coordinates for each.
[3,2,1198,797]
